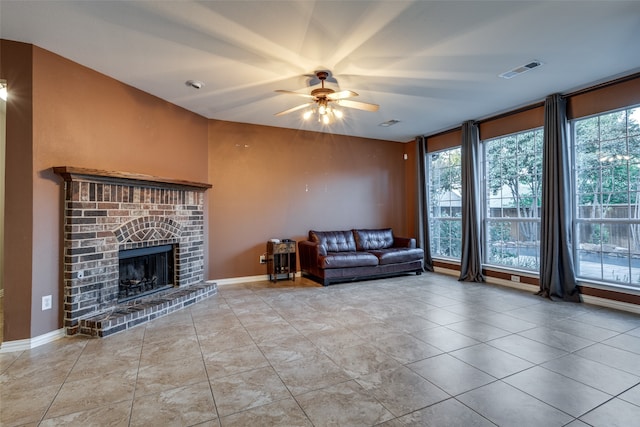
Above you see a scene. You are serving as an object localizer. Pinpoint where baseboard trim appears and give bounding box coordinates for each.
[581,294,640,315]
[486,276,539,293]
[433,266,460,277]
[487,277,640,313]
[210,272,301,286]
[0,328,65,353]
[209,276,266,286]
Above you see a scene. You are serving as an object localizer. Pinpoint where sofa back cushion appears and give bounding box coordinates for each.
[354,228,394,251]
[309,230,357,252]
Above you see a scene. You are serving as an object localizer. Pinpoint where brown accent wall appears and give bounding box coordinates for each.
[1,40,34,341]
[207,121,408,280]
[2,41,209,340]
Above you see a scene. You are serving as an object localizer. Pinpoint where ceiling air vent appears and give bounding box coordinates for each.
[499,60,543,79]
[379,119,400,127]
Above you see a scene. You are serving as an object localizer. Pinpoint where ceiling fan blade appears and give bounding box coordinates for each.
[274,102,313,116]
[275,89,315,99]
[327,90,358,101]
[337,99,379,112]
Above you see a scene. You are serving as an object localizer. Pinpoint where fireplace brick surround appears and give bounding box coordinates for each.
[54,167,216,337]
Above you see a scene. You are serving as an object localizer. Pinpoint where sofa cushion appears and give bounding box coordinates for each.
[309,230,356,253]
[369,247,424,265]
[354,228,394,251]
[319,252,379,269]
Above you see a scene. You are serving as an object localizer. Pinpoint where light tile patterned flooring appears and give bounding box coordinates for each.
[2,273,640,426]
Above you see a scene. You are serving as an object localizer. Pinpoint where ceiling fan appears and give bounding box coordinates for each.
[274,71,379,123]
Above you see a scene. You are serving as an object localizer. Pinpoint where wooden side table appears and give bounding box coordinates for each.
[267,240,296,282]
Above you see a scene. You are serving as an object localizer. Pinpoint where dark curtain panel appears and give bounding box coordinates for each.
[416,136,433,272]
[538,94,581,301]
[459,121,484,282]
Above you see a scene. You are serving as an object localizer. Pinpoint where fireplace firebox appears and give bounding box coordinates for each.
[119,244,174,301]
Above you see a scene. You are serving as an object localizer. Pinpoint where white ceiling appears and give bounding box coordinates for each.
[2,1,640,142]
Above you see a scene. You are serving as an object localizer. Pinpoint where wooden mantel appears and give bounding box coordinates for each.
[53,166,212,191]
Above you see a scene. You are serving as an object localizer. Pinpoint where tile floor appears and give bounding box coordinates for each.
[2,273,640,426]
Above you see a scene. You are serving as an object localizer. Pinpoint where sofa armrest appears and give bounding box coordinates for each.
[298,240,326,271]
[393,236,416,249]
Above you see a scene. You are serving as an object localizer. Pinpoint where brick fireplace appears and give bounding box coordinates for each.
[54,167,216,336]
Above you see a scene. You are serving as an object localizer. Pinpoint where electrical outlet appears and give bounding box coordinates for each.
[510,275,520,283]
[259,255,266,264]
[42,295,52,311]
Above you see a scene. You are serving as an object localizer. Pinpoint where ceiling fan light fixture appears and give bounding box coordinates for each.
[275,70,379,123]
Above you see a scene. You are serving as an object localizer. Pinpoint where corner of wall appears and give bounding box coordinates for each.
[1,39,34,342]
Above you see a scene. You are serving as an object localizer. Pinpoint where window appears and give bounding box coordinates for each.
[484,129,543,270]
[573,105,640,287]
[428,147,462,259]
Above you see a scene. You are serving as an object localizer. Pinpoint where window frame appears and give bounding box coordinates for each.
[482,127,544,272]
[427,146,462,260]
[571,104,640,289]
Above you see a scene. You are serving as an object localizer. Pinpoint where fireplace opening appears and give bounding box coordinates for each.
[119,244,175,302]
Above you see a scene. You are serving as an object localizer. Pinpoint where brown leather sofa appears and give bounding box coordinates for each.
[298,228,424,286]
